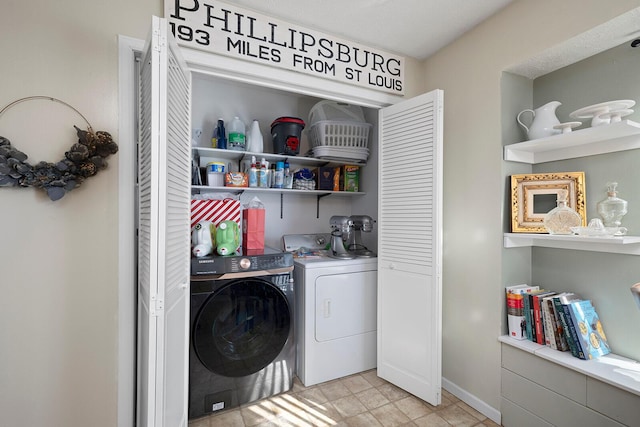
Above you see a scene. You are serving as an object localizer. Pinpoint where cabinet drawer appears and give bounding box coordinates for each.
[502,344,586,404]
[501,397,553,427]
[587,377,640,426]
[502,369,625,427]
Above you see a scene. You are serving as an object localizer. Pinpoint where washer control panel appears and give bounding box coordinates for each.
[191,247,293,277]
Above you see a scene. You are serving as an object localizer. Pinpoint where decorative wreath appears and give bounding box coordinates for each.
[0,96,118,201]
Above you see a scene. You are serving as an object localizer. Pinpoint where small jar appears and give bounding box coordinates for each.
[543,189,582,235]
[597,182,628,227]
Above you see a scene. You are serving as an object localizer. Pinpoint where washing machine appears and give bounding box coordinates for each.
[283,234,378,387]
[188,247,295,420]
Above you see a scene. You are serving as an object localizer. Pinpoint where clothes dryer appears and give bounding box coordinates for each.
[283,234,378,387]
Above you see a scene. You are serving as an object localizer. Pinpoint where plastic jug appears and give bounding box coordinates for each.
[247,120,264,153]
[215,220,239,255]
[192,221,215,257]
[228,116,246,151]
[517,101,562,140]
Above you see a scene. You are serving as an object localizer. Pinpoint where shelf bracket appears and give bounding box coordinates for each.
[280,193,284,219]
[316,194,330,218]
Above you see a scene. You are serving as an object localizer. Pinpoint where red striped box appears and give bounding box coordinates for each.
[190,199,241,231]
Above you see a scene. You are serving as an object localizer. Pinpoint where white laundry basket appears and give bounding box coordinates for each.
[308,100,371,150]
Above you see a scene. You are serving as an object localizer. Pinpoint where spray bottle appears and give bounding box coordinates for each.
[248,156,258,187]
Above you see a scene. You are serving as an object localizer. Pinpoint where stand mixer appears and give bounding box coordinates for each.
[329,215,356,259]
[348,215,376,257]
[329,215,376,258]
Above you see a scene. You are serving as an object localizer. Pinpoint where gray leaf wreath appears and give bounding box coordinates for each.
[0,127,118,201]
[0,96,118,201]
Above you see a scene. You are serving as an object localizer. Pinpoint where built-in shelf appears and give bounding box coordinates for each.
[499,335,640,397]
[504,233,640,255]
[192,185,365,197]
[192,148,367,198]
[193,147,365,167]
[504,119,640,164]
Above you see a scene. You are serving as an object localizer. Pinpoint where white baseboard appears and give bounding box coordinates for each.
[442,377,501,425]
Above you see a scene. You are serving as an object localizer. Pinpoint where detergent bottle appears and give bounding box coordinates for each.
[215,220,240,255]
[191,221,215,257]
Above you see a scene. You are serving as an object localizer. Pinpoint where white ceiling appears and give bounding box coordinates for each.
[231,0,516,60]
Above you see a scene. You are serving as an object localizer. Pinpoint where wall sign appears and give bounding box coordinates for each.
[165,0,405,95]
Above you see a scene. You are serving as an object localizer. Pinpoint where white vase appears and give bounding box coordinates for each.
[247,120,264,153]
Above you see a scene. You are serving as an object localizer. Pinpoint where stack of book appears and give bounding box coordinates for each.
[505,285,611,360]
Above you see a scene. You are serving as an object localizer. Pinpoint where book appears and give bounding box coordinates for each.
[506,285,539,340]
[566,299,611,360]
[548,295,569,352]
[533,290,556,345]
[523,291,533,340]
[552,293,581,358]
[526,289,548,342]
[541,294,560,349]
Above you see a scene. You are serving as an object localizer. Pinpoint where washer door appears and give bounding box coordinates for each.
[193,278,291,377]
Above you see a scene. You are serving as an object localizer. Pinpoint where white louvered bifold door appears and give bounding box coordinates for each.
[137,16,192,427]
[377,90,443,406]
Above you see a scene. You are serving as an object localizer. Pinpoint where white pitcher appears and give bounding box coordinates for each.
[517,101,562,140]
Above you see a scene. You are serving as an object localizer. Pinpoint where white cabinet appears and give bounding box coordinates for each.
[504,120,640,253]
[500,338,640,427]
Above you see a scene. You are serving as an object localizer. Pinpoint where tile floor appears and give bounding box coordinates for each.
[188,369,501,427]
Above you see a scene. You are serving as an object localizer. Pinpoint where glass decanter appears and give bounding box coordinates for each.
[597,182,628,227]
[543,189,582,235]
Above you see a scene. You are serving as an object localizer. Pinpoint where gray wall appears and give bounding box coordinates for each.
[530,41,640,360]
[421,0,640,417]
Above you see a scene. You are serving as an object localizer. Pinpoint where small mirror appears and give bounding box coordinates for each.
[533,193,557,214]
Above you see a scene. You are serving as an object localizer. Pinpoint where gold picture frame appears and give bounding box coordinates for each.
[511,172,586,233]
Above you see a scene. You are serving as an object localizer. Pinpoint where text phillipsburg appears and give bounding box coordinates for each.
[169,0,404,93]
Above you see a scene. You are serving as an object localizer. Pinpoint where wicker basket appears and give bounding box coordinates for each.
[308,121,372,149]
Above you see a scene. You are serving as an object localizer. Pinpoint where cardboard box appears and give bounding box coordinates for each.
[242,208,265,250]
[339,165,360,192]
[315,167,336,190]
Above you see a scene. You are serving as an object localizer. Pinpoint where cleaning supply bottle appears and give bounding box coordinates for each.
[259,158,269,188]
[228,116,246,151]
[248,156,258,187]
[274,161,284,188]
[214,119,227,149]
[284,162,293,189]
[269,164,276,188]
[210,126,218,148]
[247,120,263,153]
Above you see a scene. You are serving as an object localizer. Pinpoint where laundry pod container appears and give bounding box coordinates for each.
[271,117,305,155]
